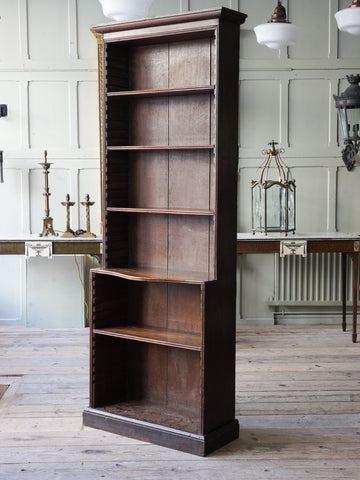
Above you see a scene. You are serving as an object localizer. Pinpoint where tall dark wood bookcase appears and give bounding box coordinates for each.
[83,7,247,456]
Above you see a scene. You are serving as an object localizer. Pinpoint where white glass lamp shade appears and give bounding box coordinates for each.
[254,22,299,49]
[98,0,154,21]
[335,7,360,35]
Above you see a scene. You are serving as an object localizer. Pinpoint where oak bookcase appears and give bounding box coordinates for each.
[83,7,247,456]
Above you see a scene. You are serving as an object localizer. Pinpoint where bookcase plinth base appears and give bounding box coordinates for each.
[83,408,239,457]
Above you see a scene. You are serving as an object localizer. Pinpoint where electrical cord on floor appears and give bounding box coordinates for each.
[74,254,89,324]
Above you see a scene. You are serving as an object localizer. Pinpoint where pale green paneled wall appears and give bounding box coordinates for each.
[152,0,360,323]
[238,0,360,323]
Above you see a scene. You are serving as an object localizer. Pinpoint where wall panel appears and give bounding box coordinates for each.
[0,82,22,149]
[78,81,100,151]
[0,0,21,63]
[289,79,331,149]
[292,166,329,233]
[28,81,70,149]
[27,0,69,61]
[239,80,281,148]
[337,166,360,233]
[77,0,107,60]
[288,0,329,60]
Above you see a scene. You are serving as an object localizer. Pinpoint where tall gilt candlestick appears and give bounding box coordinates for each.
[39,150,57,237]
[80,194,96,238]
[60,194,76,238]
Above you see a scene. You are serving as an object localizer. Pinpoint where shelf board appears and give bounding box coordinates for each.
[94,267,214,284]
[106,207,214,216]
[93,400,200,435]
[107,145,214,151]
[107,85,215,98]
[94,325,201,351]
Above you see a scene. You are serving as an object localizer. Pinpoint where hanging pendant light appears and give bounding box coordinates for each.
[335,0,360,35]
[254,1,299,50]
[98,0,154,22]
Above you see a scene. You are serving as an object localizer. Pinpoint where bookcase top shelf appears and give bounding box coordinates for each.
[94,267,215,284]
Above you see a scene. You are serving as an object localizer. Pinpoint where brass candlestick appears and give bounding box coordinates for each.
[39,150,57,237]
[80,194,96,238]
[60,194,76,238]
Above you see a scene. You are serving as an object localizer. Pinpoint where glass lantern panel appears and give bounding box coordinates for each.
[346,106,360,139]
[266,184,284,231]
[337,107,349,139]
[288,187,295,230]
[252,184,264,230]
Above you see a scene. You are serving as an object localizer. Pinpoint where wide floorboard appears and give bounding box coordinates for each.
[0,325,359,480]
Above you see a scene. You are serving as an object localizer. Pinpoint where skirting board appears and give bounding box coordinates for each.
[83,408,239,456]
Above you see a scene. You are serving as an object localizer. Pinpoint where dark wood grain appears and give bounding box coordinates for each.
[86,7,245,456]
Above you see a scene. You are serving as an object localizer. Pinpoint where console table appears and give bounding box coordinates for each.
[237,233,359,343]
[0,235,102,258]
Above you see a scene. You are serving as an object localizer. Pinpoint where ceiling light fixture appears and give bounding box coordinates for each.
[254,1,299,50]
[335,0,360,35]
[98,0,154,22]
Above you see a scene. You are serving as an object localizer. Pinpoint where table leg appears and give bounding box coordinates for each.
[352,251,358,343]
[342,253,347,332]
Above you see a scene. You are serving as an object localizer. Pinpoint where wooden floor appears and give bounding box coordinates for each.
[0,325,360,479]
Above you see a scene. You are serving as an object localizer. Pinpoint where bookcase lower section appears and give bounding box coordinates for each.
[83,408,239,456]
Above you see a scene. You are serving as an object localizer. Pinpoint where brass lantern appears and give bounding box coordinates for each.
[251,141,296,235]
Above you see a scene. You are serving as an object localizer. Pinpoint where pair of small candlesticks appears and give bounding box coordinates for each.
[61,193,96,238]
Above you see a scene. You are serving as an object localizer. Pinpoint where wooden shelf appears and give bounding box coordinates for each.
[107,85,215,98]
[95,400,200,434]
[107,145,214,151]
[94,326,201,351]
[106,207,214,216]
[94,267,214,284]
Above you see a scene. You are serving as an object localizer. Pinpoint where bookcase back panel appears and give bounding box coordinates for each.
[129,214,168,269]
[169,38,214,88]
[92,272,202,333]
[169,95,212,146]
[129,44,169,90]
[168,283,203,335]
[168,216,211,273]
[130,98,169,145]
[105,212,214,274]
[168,151,211,210]
[167,348,201,413]
[105,36,214,93]
[129,152,169,208]
[105,150,213,211]
[92,337,201,432]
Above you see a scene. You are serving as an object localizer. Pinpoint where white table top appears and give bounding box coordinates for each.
[237,232,360,241]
